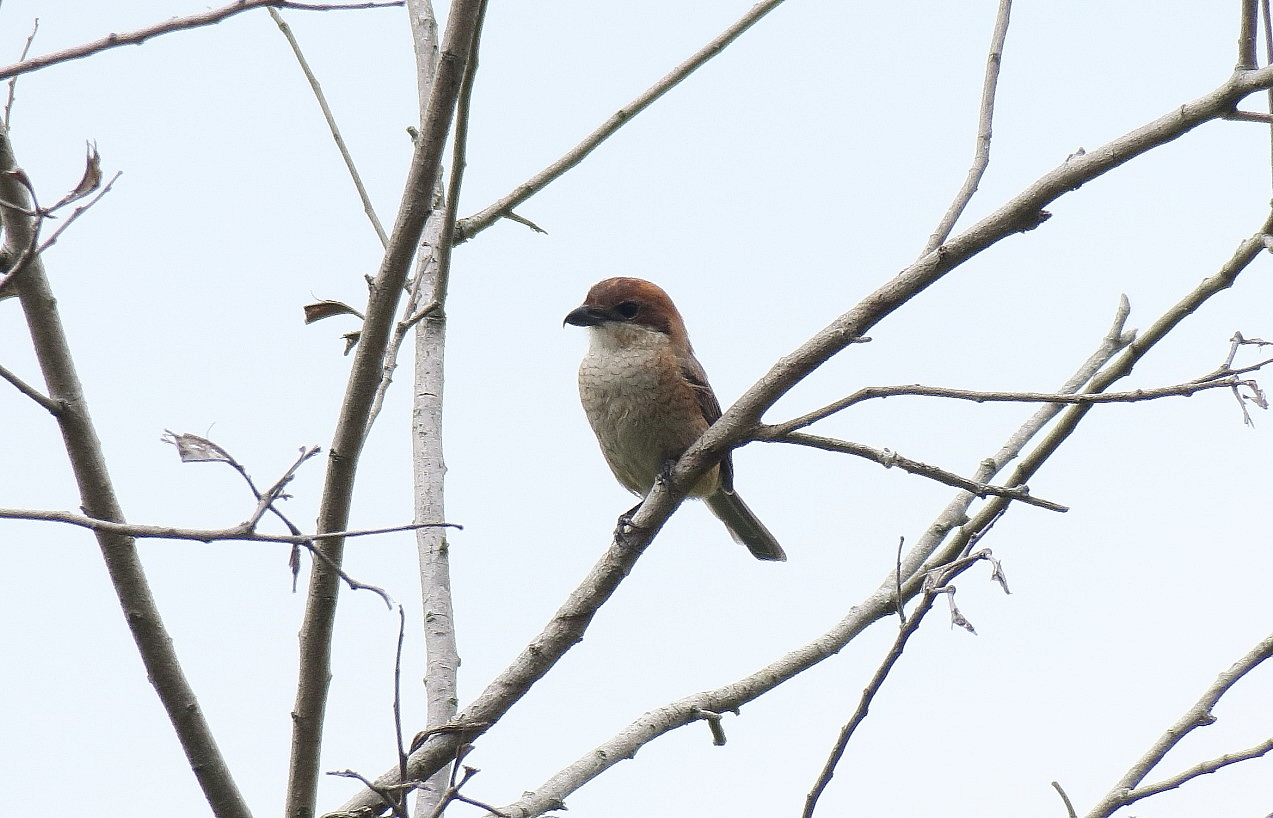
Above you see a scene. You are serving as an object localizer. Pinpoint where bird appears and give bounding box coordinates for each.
[564,277,786,561]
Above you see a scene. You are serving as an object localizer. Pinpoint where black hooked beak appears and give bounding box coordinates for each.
[563,304,608,327]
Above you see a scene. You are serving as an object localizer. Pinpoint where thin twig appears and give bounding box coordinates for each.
[765,369,1270,437]
[0,0,403,80]
[36,170,122,254]
[803,552,1001,818]
[768,432,1068,512]
[453,0,788,243]
[393,604,410,807]
[1052,781,1078,818]
[328,770,410,818]
[922,0,1013,255]
[268,7,388,247]
[0,508,457,543]
[4,17,38,126]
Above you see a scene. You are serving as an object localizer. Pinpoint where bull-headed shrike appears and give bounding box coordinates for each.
[565,277,786,561]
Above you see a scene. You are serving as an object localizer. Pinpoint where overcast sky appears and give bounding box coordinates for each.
[2,1,1272,816]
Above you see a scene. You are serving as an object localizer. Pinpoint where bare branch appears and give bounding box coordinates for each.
[453,0,788,243]
[36,170,121,255]
[766,431,1068,512]
[0,0,404,81]
[766,368,1270,437]
[0,360,57,412]
[1239,0,1260,70]
[1052,781,1078,818]
[3,17,39,126]
[268,7,388,247]
[803,552,1003,818]
[0,124,252,817]
[922,0,1013,255]
[0,507,455,543]
[1127,737,1273,804]
[1085,630,1273,818]
[287,1,489,814]
[407,1,489,814]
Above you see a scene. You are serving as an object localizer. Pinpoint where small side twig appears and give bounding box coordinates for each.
[803,551,1004,818]
[4,17,39,126]
[767,432,1068,512]
[0,360,57,412]
[393,604,409,783]
[1051,781,1078,818]
[921,0,1013,255]
[328,770,411,818]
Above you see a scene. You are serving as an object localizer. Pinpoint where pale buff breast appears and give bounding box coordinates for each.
[578,322,719,497]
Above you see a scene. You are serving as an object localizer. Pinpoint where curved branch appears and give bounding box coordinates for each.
[922,0,1014,255]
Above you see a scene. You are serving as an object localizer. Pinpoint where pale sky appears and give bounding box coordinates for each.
[2,1,1271,816]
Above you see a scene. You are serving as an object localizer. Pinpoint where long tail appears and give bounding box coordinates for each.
[705,488,786,561]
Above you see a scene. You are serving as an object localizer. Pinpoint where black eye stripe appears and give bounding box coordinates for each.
[614,301,640,319]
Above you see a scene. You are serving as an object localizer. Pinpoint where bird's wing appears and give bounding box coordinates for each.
[680,354,735,493]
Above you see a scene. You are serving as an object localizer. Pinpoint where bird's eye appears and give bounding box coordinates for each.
[614,301,640,319]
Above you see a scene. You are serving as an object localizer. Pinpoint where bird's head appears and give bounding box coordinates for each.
[563,277,690,349]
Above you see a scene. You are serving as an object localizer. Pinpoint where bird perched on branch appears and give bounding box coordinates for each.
[564,277,785,561]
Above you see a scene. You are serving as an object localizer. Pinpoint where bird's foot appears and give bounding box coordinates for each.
[614,502,646,549]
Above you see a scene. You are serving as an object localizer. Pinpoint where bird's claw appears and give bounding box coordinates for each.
[614,506,647,549]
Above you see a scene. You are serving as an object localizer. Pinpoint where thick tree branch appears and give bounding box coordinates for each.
[401,0,488,812]
[0,128,251,818]
[0,0,404,81]
[286,1,487,816]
